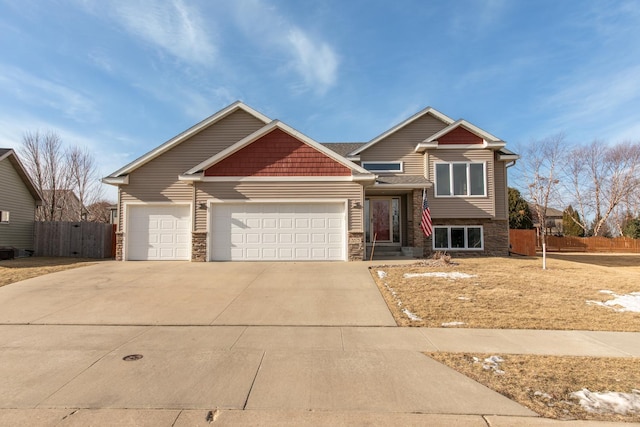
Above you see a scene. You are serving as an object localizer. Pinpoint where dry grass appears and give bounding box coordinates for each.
[427,352,640,422]
[0,257,97,287]
[371,254,640,331]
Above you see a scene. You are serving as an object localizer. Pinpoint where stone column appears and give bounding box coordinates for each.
[115,232,123,261]
[348,231,364,261]
[191,232,207,262]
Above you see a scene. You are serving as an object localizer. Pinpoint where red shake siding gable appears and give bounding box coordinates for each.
[205,128,352,176]
[438,127,483,145]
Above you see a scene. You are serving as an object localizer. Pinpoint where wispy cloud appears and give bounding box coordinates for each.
[231,0,339,95]
[449,0,508,37]
[81,0,216,66]
[0,65,98,123]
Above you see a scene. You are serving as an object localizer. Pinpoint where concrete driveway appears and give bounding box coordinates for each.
[0,261,396,326]
[0,261,543,425]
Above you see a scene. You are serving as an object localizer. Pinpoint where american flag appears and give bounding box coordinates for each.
[420,188,433,237]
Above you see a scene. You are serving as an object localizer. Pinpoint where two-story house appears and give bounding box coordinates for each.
[103,102,517,261]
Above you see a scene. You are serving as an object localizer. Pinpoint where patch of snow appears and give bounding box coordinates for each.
[586,291,640,313]
[441,321,465,327]
[377,270,387,279]
[570,389,640,415]
[402,308,422,321]
[457,296,470,301]
[479,355,505,375]
[403,272,476,279]
[534,391,553,400]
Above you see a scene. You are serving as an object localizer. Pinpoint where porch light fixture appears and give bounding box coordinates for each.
[198,202,207,210]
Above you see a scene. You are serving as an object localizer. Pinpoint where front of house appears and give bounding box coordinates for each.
[104,102,517,262]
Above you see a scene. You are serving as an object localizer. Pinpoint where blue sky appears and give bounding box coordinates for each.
[1,0,639,201]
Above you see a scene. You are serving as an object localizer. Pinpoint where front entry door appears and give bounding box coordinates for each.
[371,199,392,242]
[366,197,401,244]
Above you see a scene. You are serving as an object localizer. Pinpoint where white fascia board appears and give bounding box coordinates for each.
[185,175,370,182]
[346,155,360,161]
[350,106,455,156]
[414,142,438,153]
[102,175,129,185]
[185,120,371,175]
[0,150,12,162]
[498,154,520,161]
[106,101,271,178]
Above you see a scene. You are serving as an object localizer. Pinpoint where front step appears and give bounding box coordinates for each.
[366,246,403,260]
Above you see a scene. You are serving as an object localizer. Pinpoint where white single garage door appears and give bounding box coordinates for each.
[127,205,191,260]
[211,203,346,261]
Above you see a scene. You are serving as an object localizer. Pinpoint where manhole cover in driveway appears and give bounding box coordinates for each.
[122,354,143,361]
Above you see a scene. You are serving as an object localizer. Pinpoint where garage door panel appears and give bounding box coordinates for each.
[127,205,190,261]
[211,203,345,261]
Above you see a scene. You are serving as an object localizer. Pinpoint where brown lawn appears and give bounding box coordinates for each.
[0,257,97,287]
[428,352,640,423]
[371,254,640,331]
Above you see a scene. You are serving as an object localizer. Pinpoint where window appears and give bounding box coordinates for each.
[435,162,486,196]
[0,211,9,223]
[433,226,483,250]
[362,161,403,173]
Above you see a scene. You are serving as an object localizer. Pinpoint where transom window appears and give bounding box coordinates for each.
[362,161,403,173]
[435,162,486,196]
[433,226,483,250]
[0,211,9,223]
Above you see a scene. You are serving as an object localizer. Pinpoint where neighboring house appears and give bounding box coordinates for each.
[0,149,43,254]
[38,189,87,222]
[529,203,564,236]
[103,102,518,262]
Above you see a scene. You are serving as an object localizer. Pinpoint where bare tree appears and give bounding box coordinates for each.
[67,146,103,220]
[20,130,104,222]
[516,134,566,245]
[86,201,113,223]
[20,131,70,221]
[564,141,640,236]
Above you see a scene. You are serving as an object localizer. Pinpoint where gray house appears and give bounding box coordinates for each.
[0,149,42,256]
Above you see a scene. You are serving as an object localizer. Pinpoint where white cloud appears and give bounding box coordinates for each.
[287,28,338,94]
[230,0,339,95]
[0,65,98,123]
[81,0,216,66]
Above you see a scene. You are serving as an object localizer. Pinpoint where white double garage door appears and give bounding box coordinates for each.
[126,202,346,261]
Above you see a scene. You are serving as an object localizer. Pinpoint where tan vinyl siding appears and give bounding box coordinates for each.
[0,158,37,249]
[359,114,448,176]
[119,110,266,226]
[427,149,495,218]
[494,156,507,220]
[195,181,363,231]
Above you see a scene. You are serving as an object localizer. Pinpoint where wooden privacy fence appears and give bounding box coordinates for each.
[509,229,537,256]
[541,236,640,253]
[34,222,115,258]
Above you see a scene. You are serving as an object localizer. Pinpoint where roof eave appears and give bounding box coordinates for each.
[102,176,129,185]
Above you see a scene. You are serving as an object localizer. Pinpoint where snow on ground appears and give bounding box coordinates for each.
[570,389,640,415]
[403,272,476,279]
[586,290,640,313]
[402,308,422,321]
[377,270,387,279]
[457,296,470,301]
[474,355,505,375]
[441,321,465,327]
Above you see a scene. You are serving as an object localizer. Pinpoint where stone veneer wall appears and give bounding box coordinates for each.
[115,232,123,261]
[348,231,364,261]
[411,190,509,257]
[192,232,207,262]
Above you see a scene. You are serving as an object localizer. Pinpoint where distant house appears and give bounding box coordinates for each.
[38,189,87,222]
[529,203,563,236]
[0,149,43,256]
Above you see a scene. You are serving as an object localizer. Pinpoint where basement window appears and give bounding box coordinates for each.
[0,211,9,223]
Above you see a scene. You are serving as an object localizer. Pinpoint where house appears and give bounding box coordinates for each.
[0,149,43,256]
[38,189,87,222]
[103,102,517,261]
[529,203,564,236]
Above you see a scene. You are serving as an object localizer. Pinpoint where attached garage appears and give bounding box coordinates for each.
[126,205,191,260]
[210,202,346,261]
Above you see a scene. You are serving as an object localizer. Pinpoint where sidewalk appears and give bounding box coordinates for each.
[1,325,639,426]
